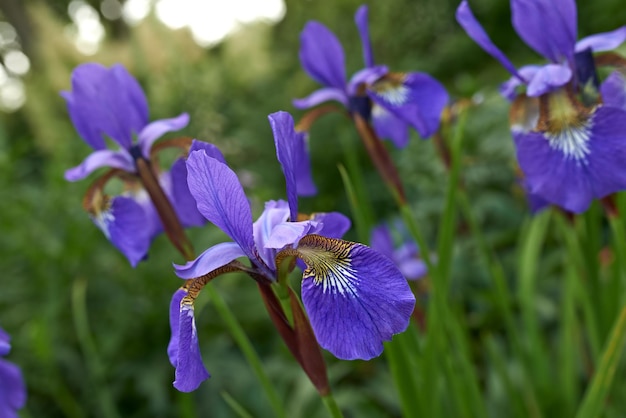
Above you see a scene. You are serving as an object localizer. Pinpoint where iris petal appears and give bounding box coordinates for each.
[64,149,134,181]
[354,5,375,67]
[600,71,626,111]
[455,1,523,79]
[0,358,26,416]
[173,303,210,392]
[576,26,626,53]
[269,111,300,220]
[310,212,351,239]
[297,235,415,360]
[371,104,410,148]
[167,140,223,228]
[186,150,256,260]
[292,87,349,109]
[299,22,347,89]
[92,196,153,267]
[138,113,190,159]
[511,0,577,63]
[367,72,448,138]
[525,64,572,97]
[515,107,626,213]
[174,242,246,280]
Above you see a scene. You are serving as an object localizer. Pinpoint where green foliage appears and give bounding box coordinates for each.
[2,0,626,417]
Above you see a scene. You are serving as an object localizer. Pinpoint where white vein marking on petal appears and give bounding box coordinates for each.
[92,209,114,239]
[371,103,388,118]
[299,239,360,297]
[546,120,593,164]
[181,304,198,337]
[378,83,410,106]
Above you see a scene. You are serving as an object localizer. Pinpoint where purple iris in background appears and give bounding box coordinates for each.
[0,327,26,418]
[63,63,210,266]
[168,111,416,392]
[370,224,427,281]
[294,5,448,148]
[456,0,626,214]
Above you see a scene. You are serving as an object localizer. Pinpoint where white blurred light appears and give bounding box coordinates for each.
[4,50,30,75]
[0,77,25,111]
[67,0,105,55]
[122,0,152,25]
[0,22,17,47]
[101,0,122,20]
[154,0,286,47]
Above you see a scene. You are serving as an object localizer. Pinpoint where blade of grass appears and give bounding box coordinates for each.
[576,305,626,418]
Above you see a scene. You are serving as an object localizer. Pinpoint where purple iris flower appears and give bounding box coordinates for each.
[456,0,626,214]
[63,63,211,266]
[0,327,26,418]
[294,5,449,148]
[370,224,427,280]
[168,111,416,391]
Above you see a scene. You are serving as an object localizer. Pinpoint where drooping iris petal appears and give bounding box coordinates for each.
[368,72,448,138]
[174,242,247,279]
[514,107,626,213]
[91,196,153,267]
[297,235,415,360]
[354,5,375,68]
[600,71,626,110]
[292,87,349,109]
[269,111,301,220]
[575,26,626,52]
[455,1,523,80]
[186,150,256,260]
[299,22,347,90]
[167,288,186,366]
[525,63,572,97]
[173,303,210,392]
[511,0,577,63]
[0,328,10,356]
[64,149,135,181]
[138,113,190,159]
[371,104,410,148]
[310,212,351,239]
[0,358,26,418]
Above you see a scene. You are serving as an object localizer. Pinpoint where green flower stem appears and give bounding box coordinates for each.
[554,213,602,362]
[204,284,287,418]
[322,393,345,418]
[71,277,121,418]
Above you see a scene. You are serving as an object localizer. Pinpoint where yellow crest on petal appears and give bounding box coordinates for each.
[296,235,359,296]
[370,73,409,106]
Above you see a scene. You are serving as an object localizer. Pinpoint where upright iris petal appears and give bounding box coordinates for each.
[295,5,447,146]
[510,0,577,64]
[186,150,257,262]
[297,235,416,360]
[63,62,189,179]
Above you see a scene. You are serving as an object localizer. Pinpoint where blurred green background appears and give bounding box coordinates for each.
[2,0,626,416]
